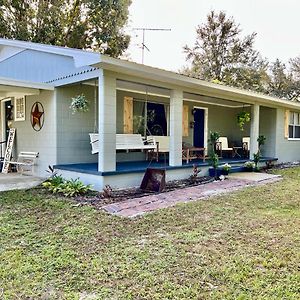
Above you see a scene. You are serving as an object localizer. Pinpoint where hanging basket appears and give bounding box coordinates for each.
[70,94,89,114]
[237,111,251,131]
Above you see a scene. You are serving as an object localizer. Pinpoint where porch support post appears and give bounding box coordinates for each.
[169,89,183,166]
[250,103,260,159]
[98,70,117,172]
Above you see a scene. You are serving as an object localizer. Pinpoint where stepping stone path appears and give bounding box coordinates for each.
[102,174,282,218]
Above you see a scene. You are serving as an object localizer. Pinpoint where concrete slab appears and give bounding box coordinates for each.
[228,172,282,182]
[0,173,43,192]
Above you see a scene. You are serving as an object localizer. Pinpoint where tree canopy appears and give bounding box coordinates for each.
[183,11,268,93]
[0,0,132,57]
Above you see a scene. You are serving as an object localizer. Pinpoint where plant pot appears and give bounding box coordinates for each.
[222,170,229,175]
[243,167,253,172]
[209,168,221,178]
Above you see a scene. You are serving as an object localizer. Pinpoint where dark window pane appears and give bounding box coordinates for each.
[289,125,294,138]
[295,126,300,138]
[147,103,167,136]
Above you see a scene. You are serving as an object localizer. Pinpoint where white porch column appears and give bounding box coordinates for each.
[98,70,117,172]
[169,89,183,166]
[250,103,260,159]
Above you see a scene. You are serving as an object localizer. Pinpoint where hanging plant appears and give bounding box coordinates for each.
[70,94,89,114]
[237,111,251,131]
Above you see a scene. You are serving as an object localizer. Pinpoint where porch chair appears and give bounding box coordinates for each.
[242,137,250,158]
[6,151,39,175]
[215,137,233,158]
[147,135,170,162]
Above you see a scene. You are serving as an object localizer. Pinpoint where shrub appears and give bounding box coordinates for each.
[221,163,231,172]
[57,179,92,197]
[244,161,255,170]
[253,151,261,170]
[42,175,64,193]
[43,177,92,197]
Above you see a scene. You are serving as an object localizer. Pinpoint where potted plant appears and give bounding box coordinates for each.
[220,163,231,175]
[244,161,255,171]
[209,131,220,152]
[257,135,266,151]
[237,111,251,131]
[253,151,261,171]
[209,152,219,178]
[70,94,89,114]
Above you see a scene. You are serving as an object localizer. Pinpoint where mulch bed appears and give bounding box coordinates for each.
[75,176,214,207]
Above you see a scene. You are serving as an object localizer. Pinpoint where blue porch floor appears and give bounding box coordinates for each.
[55,157,277,176]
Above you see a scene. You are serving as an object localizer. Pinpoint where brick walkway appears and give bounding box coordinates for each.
[102,175,281,218]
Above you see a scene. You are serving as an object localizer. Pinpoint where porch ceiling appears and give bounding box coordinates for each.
[0,77,54,98]
[115,80,248,108]
[82,78,249,108]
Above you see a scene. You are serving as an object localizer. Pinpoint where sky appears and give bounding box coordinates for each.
[126,0,300,72]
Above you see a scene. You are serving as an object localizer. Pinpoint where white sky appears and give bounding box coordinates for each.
[126,0,300,71]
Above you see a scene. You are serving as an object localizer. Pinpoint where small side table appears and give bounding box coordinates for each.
[182,147,206,163]
[232,146,242,158]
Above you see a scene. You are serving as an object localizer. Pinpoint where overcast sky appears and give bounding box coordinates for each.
[126,0,300,71]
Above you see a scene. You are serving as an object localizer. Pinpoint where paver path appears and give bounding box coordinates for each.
[102,174,282,218]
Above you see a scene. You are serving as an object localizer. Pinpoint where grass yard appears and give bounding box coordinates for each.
[0,168,299,299]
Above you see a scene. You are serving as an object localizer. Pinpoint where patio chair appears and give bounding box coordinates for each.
[215,137,233,158]
[6,152,39,175]
[147,136,170,162]
[242,137,250,158]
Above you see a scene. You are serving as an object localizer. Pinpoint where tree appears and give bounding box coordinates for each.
[267,59,300,100]
[0,0,132,57]
[183,10,268,92]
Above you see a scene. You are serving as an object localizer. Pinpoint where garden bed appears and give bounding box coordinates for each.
[75,176,214,207]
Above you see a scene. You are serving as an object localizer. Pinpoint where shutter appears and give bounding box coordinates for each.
[123,97,133,133]
[284,109,290,139]
[182,104,189,137]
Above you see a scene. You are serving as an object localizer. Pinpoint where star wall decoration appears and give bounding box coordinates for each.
[31,102,45,131]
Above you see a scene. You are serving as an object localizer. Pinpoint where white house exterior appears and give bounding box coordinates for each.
[1,38,300,190]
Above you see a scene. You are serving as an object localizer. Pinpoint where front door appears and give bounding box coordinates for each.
[4,100,13,141]
[193,108,205,147]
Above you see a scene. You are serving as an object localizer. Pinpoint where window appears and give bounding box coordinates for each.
[288,111,300,139]
[14,97,26,121]
[133,100,169,136]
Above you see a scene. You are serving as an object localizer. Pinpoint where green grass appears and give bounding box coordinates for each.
[0,168,300,299]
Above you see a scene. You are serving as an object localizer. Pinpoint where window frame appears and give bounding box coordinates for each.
[14,97,26,121]
[288,111,300,140]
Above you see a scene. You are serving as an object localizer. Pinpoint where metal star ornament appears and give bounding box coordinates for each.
[31,102,44,131]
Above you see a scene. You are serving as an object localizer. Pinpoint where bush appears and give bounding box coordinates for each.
[244,161,255,171]
[43,177,92,197]
[42,175,64,193]
[58,179,92,197]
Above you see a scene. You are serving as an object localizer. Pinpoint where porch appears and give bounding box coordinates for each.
[55,157,277,176]
[53,70,279,189]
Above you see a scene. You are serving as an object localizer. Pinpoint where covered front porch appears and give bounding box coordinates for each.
[53,68,278,189]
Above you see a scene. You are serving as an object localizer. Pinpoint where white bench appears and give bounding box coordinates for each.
[147,136,170,161]
[89,133,156,154]
[7,152,39,175]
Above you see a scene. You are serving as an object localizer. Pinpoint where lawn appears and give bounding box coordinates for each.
[0,168,299,299]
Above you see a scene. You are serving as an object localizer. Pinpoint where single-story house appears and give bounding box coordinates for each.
[0,38,299,190]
